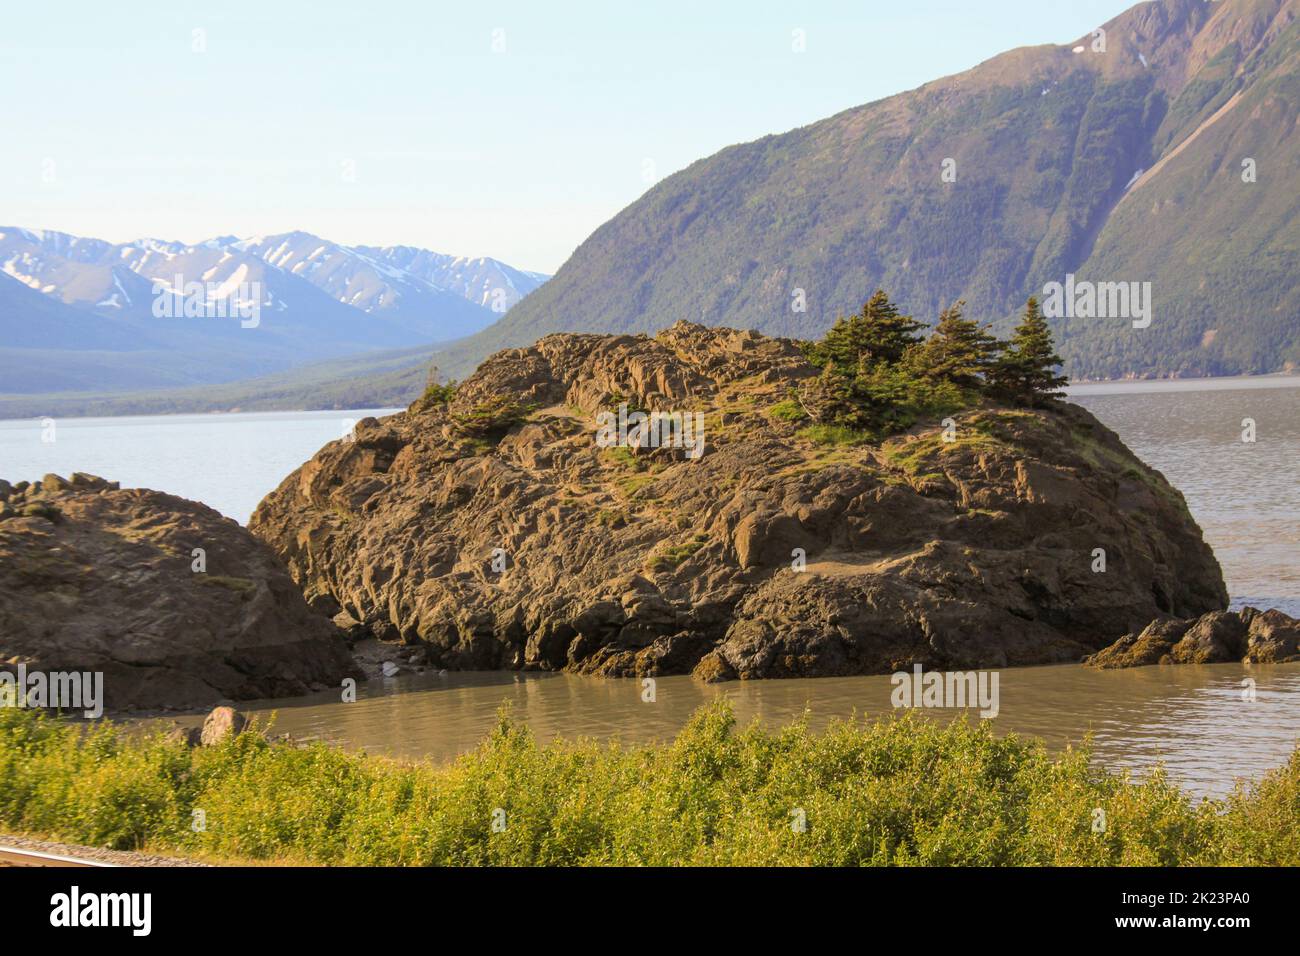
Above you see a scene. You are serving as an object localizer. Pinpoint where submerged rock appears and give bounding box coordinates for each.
[250,322,1228,680]
[0,474,361,710]
[1086,607,1300,668]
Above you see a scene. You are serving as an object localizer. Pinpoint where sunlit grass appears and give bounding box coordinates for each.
[0,702,1294,866]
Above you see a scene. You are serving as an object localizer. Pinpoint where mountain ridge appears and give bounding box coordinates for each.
[432,0,1299,382]
[0,226,548,393]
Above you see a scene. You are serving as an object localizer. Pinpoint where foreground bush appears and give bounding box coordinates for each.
[0,702,1294,866]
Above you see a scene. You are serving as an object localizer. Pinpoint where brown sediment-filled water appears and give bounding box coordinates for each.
[214,659,1299,799]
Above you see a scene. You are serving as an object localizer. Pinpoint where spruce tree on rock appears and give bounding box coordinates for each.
[799,362,868,428]
[814,289,925,371]
[917,300,1000,390]
[989,296,1068,406]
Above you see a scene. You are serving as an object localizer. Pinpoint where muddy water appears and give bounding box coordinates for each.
[218,660,1299,799]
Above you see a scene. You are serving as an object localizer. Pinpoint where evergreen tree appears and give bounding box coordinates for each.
[915,300,1000,390]
[799,362,868,428]
[811,289,925,371]
[988,297,1068,405]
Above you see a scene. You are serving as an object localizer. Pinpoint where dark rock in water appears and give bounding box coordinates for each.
[1085,607,1300,668]
[250,322,1228,681]
[1081,617,1193,669]
[1170,610,1248,664]
[0,474,362,710]
[1241,607,1300,663]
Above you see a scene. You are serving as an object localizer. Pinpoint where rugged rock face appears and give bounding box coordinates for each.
[250,321,1228,681]
[0,473,360,710]
[1085,607,1300,668]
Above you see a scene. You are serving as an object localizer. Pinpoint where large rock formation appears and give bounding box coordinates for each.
[250,322,1228,681]
[0,473,360,710]
[1085,607,1300,668]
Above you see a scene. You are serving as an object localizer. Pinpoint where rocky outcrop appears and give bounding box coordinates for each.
[250,321,1228,681]
[0,473,361,710]
[1085,607,1300,668]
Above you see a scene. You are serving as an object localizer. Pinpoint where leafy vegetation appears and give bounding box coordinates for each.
[797,424,872,447]
[419,365,458,406]
[1,703,1295,866]
[768,397,807,422]
[197,575,257,594]
[449,396,535,439]
[646,538,706,571]
[601,446,641,470]
[987,297,1069,406]
[804,290,927,369]
[14,502,61,521]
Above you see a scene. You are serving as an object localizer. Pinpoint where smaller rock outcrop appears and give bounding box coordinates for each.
[0,473,362,711]
[1085,607,1300,668]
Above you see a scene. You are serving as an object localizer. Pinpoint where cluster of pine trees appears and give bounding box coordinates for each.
[799,290,1067,436]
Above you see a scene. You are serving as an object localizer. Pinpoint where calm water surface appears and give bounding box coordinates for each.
[0,409,399,523]
[216,660,1299,799]
[3,379,1298,796]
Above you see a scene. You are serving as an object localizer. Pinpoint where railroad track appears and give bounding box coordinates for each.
[0,845,115,868]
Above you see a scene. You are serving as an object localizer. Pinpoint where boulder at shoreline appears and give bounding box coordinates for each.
[0,473,361,711]
[1085,607,1300,668]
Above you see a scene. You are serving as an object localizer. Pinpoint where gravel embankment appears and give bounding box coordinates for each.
[0,833,209,867]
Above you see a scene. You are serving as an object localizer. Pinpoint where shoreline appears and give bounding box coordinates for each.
[2,370,1298,425]
[113,656,1300,803]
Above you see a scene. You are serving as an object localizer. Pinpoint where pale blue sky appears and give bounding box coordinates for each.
[2,0,1134,273]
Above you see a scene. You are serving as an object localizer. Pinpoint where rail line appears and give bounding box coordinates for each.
[0,844,116,868]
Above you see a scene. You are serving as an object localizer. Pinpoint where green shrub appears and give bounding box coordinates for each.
[450,396,533,438]
[17,502,60,521]
[646,538,705,571]
[796,289,1066,439]
[0,703,1294,866]
[420,381,458,405]
[798,424,872,447]
[601,446,640,469]
[768,399,807,422]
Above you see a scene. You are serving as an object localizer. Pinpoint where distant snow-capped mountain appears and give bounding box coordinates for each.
[0,226,549,394]
[231,232,547,316]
